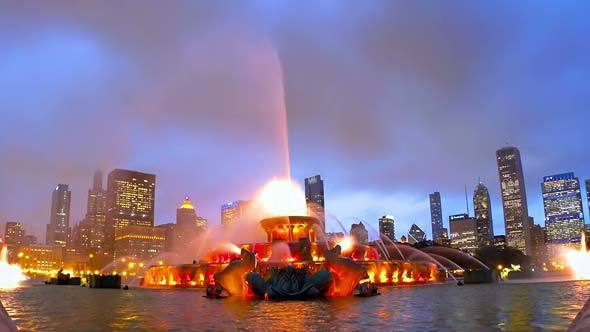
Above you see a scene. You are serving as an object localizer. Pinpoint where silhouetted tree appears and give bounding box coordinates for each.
[475,245,530,269]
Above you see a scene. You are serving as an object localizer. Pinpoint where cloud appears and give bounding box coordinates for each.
[1,2,589,239]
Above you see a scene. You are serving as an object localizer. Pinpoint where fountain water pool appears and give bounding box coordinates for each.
[141,214,439,296]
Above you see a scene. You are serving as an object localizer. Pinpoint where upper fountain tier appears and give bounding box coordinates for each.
[260,215,320,243]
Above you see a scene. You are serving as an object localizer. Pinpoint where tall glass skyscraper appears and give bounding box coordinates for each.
[46,184,72,247]
[473,182,494,248]
[429,192,447,243]
[496,147,531,255]
[305,175,325,232]
[542,172,584,244]
[586,179,590,219]
[378,215,395,241]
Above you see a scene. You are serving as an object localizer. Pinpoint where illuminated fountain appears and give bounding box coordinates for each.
[0,243,26,289]
[142,179,440,297]
[565,232,590,280]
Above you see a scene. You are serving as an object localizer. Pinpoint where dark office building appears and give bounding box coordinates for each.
[83,170,108,253]
[408,224,426,245]
[305,175,325,232]
[449,213,477,254]
[473,182,494,248]
[429,192,447,244]
[46,184,72,247]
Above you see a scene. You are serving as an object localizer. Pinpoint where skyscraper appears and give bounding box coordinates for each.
[177,196,199,228]
[105,169,156,257]
[84,170,107,252]
[171,196,207,252]
[378,215,395,241]
[408,224,426,245]
[350,222,368,244]
[221,200,250,227]
[530,222,547,265]
[305,175,325,232]
[449,213,477,254]
[473,182,494,248]
[4,221,24,261]
[586,179,590,219]
[496,147,531,254]
[429,192,447,243]
[46,184,72,247]
[542,172,584,244]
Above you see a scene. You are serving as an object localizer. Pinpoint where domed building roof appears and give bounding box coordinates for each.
[179,196,195,210]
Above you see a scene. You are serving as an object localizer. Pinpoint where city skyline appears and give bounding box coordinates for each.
[2,156,590,244]
[1,2,590,241]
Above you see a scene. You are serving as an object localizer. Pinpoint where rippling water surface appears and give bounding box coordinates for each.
[1,280,589,331]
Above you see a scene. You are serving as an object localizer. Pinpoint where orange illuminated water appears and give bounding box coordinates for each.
[0,245,26,289]
[2,281,590,330]
[565,233,590,280]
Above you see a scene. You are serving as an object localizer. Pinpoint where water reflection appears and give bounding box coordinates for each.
[1,280,589,331]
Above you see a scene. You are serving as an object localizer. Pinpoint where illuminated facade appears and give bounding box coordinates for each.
[449,213,477,255]
[542,172,584,244]
[221,200,250,227]
[408,224,426,245]
[378,215,395,241]
[46,184,72,247]
[305,175,325,232]
[429,192,448,244]
[473,182,494,248]
[496,147,531,254]
[4,221,24,261]
[350,222,368,244]
[105,169,156,257]
[17,245,63,277]
[586,180,590,222]
[114,225,165,260]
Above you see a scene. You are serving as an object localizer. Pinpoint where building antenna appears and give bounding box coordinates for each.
[464,185,470,216]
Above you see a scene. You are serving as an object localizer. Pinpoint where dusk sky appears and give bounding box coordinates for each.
[1,1,589,240]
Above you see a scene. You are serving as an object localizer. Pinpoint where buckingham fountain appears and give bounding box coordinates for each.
[141,180,440,298]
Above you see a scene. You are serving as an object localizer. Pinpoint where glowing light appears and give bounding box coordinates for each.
[0,246,26,289]
[218,243,241,255]
[379,269,388,283]
[336,236,355,253]
[401,270,414,283]
[179,196,195,210]
[257,179,307,216]
[565,232,590,280]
